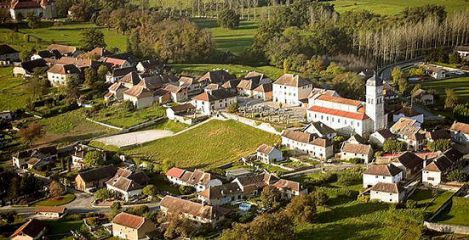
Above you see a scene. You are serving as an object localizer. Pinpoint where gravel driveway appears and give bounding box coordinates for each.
[95,130,174,148]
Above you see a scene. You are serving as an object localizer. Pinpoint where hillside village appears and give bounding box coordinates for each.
[1,0,469,240]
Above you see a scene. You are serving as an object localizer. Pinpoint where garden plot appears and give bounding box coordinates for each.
[94,129,174,148]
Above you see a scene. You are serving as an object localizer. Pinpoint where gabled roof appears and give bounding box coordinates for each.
[309,105,369,120]
[77,165,117,183]
[179,76,195,87]
[166,167,185,178]
[108,82,126,92]
[0,44,18,55]
[244,71,267,81]
[305,121,335,136]
[253,83,273,93]
[10,219,45,238]
[169,103,196,114]
[395,152,423,169]
[119,72,141,86]
[370,182,402,194]
[124,85,153,98]
[234,173,278,190]
[390,117,423,140]
[256,144,276,155]
[192,89,237,102]
[197,70,236,84]
[271,179,302,192]
[341,142,372,155]
[273,74,311,87]
[110,67,137,77]
[87,47,112,57]
[317,94,363,107]
[364,164,402,176]
[198,182,243,200]
[164,84,184,93]
[35,206,66,214]
[20,59,48,73]
[395,106,422,117]
[104,57,128,67]
[138,59,162,71]
[307,88,338,98]
[373,129,394,139]
[237,79,258,90]
[160,196,226,220]
[282,130,314,144]
[112,212,147,229]
[47,64,81,75]
[425,129,450,141]
[47,44,76,55]
[450,121,469,135]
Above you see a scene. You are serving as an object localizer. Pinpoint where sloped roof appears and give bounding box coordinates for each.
[364,164,402,176]
[282,130,314,144]
[256,144,276,155]
[0,44,18,55]
[272,179,301,192]
[198,182,242,200]
[253,83,273,93]
[112,212,147,229]
[124,85,153,98]
[309,106,369,120]
[47,44,76,55]
[170,103,196,114]
[341,142,372,155]
[10,219,45,238]
[197,70,236,84]
[305,121,335,136]
[274,74,311,87]
[35,206,66,214]
[110,67,137,77]
[450,121,469,134]
[160,196,226,220]
[119,72,141,85]
[317,94,363,107]
[47,64,81,75]
[370,182,402,194]
[166,167,185,178]
[192,89,237,102]
[395,152,423,169]
[20,59,48,73]
[77,165,117,183]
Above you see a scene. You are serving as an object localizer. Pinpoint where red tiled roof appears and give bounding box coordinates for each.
[450,121,469,134]
[166,167,185,178]
[112,212,146,229]
[317,94,363,107]
[309,106,369,120]
[35,206,66,214]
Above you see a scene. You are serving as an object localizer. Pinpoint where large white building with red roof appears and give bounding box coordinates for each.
[307,75,386,137]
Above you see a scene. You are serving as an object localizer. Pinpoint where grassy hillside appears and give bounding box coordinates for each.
[0,67,33,111]
[125,120,281,169]
[172,63,286,79]
[421,77,469,101]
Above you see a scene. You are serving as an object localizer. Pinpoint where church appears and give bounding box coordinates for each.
[307,75,387,138]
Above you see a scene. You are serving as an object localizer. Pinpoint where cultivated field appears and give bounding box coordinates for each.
[91,104,166,129]
[94,129,174,148]
[125,119,281,169]
[36,109,117,146]
[0,67,33,111]
[421,77,469,101]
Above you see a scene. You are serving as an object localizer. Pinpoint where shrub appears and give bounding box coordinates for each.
[311,191,329,206]
[406,200,418,209]
[357,194,370,203]
[348,158,364,164]
[179,185,196,195]
[337,171,361,186]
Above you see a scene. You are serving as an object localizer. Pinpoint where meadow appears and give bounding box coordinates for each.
[0,67,32,111]
[434,197,469,226]
[421,77,469,101]
[172,63,286,79]
[36,109,117,146]
[91,104,166,128]
[125,119,280,169]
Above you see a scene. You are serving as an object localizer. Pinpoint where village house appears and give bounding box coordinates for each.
[390,117,426,151]
[426,65,447,79]
[164,84,188,102]
[9,0,57,20]
[304,121,337,140]
[425,129,451,143]
[75,165,117,192]
[30,49,60,60]
[0,44,20,66]
[369,129,395,147]
[369,182,404,203]
[179,76,203,96]
[383,83,399,102]
[307,88,339,106]
[307,75,386,137]
[450,121,469,146]
[123,85,155,109]
[197,70,237,87]
[166,103,197,123]
[160,196,228,225]
[362,164,403,188]
[273,74,313,106]
[47,44,76,57]
[104,82,127,101]
[281,130,333,160]
[136,59,162,74]
[252,83,273,101]
[391,151,424,179]
[13,58,48,77]
[106,168,149,202]
[85,47,112,58]
[412,89,434,105]
[256,144,283,164]
[106,67,137,83]
[103,57,132,69]
[236,71,271,97]
[231,173,278,196]
[10,219,46,240]
[13,146,57,169]
[0,110,12,122]
[192,89,237,116]
[47,64,81,86]
[340,141,374,163]
[35,206,67,219]
[455,45,469,59]
[166,167,222,192]
[112,212,156,240]
[392,106,424,124]
[271,179,307,199]
[422,148,464,186]
[198,182,244,206]
[221,79,241,93]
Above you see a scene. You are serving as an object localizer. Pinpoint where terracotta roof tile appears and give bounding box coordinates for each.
[166,167,185,178]
[10,219,45,238]
[274,74,311,87]
[341,142,372,155]
[370,182,402,194]
[309,105,369,120]
[364,164,402,176]
[112,212,146,229]
[450,121,469,135]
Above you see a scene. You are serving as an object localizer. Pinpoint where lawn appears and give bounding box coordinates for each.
[193,19,257,55]
[421,77,469,101]
[34,193,76,206]
[0,67,33,111]
[45,215,83,240]
[433,197,469,226]
[36,109,117,146]
[333,0,469,15]
[172,63,286,79]
[152,119,189,133]
[125,120,280,169]
[408,189,454,215]
[91,104,166,128]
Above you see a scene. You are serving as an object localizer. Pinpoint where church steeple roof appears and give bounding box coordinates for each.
[366,73,383,86]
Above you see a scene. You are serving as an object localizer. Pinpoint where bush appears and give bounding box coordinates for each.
[238,212,255,223]
[406,199,418,209]
[218,8,240,29]
[179,185,196,195]
[357,194,370,203]
[348,158,364,164]
[447,169,468,182]
[337,171,361,186]
[311,191,329,206]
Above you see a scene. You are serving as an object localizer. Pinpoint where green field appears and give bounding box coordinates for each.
[34,193,76,206]
[37,109,117,146]
[172,63,285,79]
[91,104,166,128]
[408,189,453,214]
[193,19,257,55]
[45,216,83,240]
[0,67,33,111]
[434,197,469,226]
[421,77,469,101]
[125,120,280,169]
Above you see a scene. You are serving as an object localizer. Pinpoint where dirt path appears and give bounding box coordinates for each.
[95,129,174,148]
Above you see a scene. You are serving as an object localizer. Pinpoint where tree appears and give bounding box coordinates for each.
[26,15,40,29]
[427,139,451,152]
[227,102,239,113]
[448,53,462,64]
[445,89,458,109]
[84,68,97,88]
[260,186,282,209]
[80,28,107,51]
[284,193,316,223]
[69,2,93,21]
[331,72,365,99]
[54,0,74,17]
[411,84,421,95]
[398,78,409,95]
[95,189,111,201]
[383,139,407,153]
[391,67,402,85]
[143,185,157,199]
[97,65,108,82]
[0,8,10,24]
[447,169,468,182]
[49,180,65,198]
[25,70,49,99]
[311,191,329,206]
[18,122,43,145]
[218,8,240,29]
[83,151,103,167]
[65,76,80,104]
